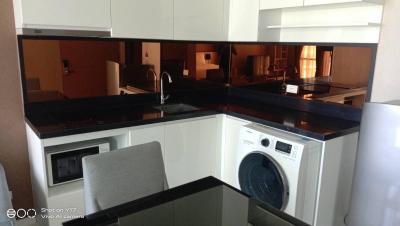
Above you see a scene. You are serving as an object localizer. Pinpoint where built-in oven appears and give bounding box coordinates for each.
[45,139,110,187]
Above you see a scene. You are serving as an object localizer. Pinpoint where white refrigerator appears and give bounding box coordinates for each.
[349,101,400,226]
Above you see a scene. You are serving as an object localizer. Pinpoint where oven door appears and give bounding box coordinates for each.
[46,143,109,186]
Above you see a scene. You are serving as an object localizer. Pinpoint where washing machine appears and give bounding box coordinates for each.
[235,124,322,225]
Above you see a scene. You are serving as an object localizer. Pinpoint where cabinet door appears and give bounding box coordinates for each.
[260,0,304,10]
[131,124,164,147]
[131,123,165,158]
[222,116,249,187]
[228,0,260,41]
[304,0,383,6]
[19,0,111,30]
[111,0,173,39]
[164,117,219,188]
[174,0,229,41]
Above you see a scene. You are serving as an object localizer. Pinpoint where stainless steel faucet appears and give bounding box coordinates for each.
[160,71,172,105]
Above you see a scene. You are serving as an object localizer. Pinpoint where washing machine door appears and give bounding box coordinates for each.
[239,152,289,210]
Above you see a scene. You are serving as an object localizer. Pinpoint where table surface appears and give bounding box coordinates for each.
[63,177,310,226]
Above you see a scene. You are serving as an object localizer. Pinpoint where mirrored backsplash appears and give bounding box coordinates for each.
[230,44,374,108]
[20,38,375,108]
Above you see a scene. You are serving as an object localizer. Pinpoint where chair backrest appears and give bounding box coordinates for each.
[82,142,168,215]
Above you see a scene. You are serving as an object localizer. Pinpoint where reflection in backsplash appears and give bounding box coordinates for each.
[20,38,375,108]
[21,39,229,103]
[230,44,373,108]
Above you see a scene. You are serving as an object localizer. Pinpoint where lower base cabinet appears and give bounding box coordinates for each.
[131,123,166,164]
[129,116,221,188]
[164,117,219,188]
[26,112,358,226]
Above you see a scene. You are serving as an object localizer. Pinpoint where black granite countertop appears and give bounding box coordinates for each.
[25,90,360,141]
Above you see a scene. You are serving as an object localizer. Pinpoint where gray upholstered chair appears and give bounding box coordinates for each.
[0,164,15,226]
[82,141,168,215]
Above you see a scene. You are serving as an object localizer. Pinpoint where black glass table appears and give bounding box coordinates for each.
[63,177,310,226]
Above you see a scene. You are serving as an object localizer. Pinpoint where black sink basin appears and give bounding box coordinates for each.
[153,103,200,114]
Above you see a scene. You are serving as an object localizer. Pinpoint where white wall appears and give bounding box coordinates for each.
[371,0,400,102]
[0,0,33,210]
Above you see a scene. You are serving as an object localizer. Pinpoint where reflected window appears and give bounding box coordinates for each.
[321,51,332,77]
[300,46,316,78]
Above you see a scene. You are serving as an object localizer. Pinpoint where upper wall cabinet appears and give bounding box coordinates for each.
[173,0,229,41]
[259,1,384,43]
[228,0,260,41]
[304,0,384,6]
[173,0,260,42]
[111,0,173,39]
[13,0,111,34]
[260,0,384,9]
[260,0,304,10]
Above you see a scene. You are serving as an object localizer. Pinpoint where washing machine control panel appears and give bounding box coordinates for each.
[259,135,296,157]
[275,141,292,154]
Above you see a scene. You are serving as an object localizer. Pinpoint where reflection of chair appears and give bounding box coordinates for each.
[206,69,225,83]
[83,142,168,215]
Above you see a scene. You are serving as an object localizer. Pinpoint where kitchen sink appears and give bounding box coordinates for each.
[153,103,200,114]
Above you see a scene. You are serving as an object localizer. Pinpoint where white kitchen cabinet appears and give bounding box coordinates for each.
[131,123,164,147]
[221,116,249,186]
[164,116,220,188]
[173,0,229,41]
[304,0,384,6]
[260,0,304,10]
[228,0,260,41]
[13,0,111,32]
[26,126,131,226]
[260,0,383,9]
[112,0,259,41]
[111,0,173,39]
[258,1,383,43]
[130,123,166,159]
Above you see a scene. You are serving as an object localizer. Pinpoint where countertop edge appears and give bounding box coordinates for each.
[223,111,360,140]
[26,110,219,140]
[25,109,360,142]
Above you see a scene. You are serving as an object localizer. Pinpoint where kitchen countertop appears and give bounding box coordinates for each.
[25,92,360,141]
[63,177,310,226]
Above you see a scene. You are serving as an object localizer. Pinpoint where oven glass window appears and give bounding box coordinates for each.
[51,146,99,185]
